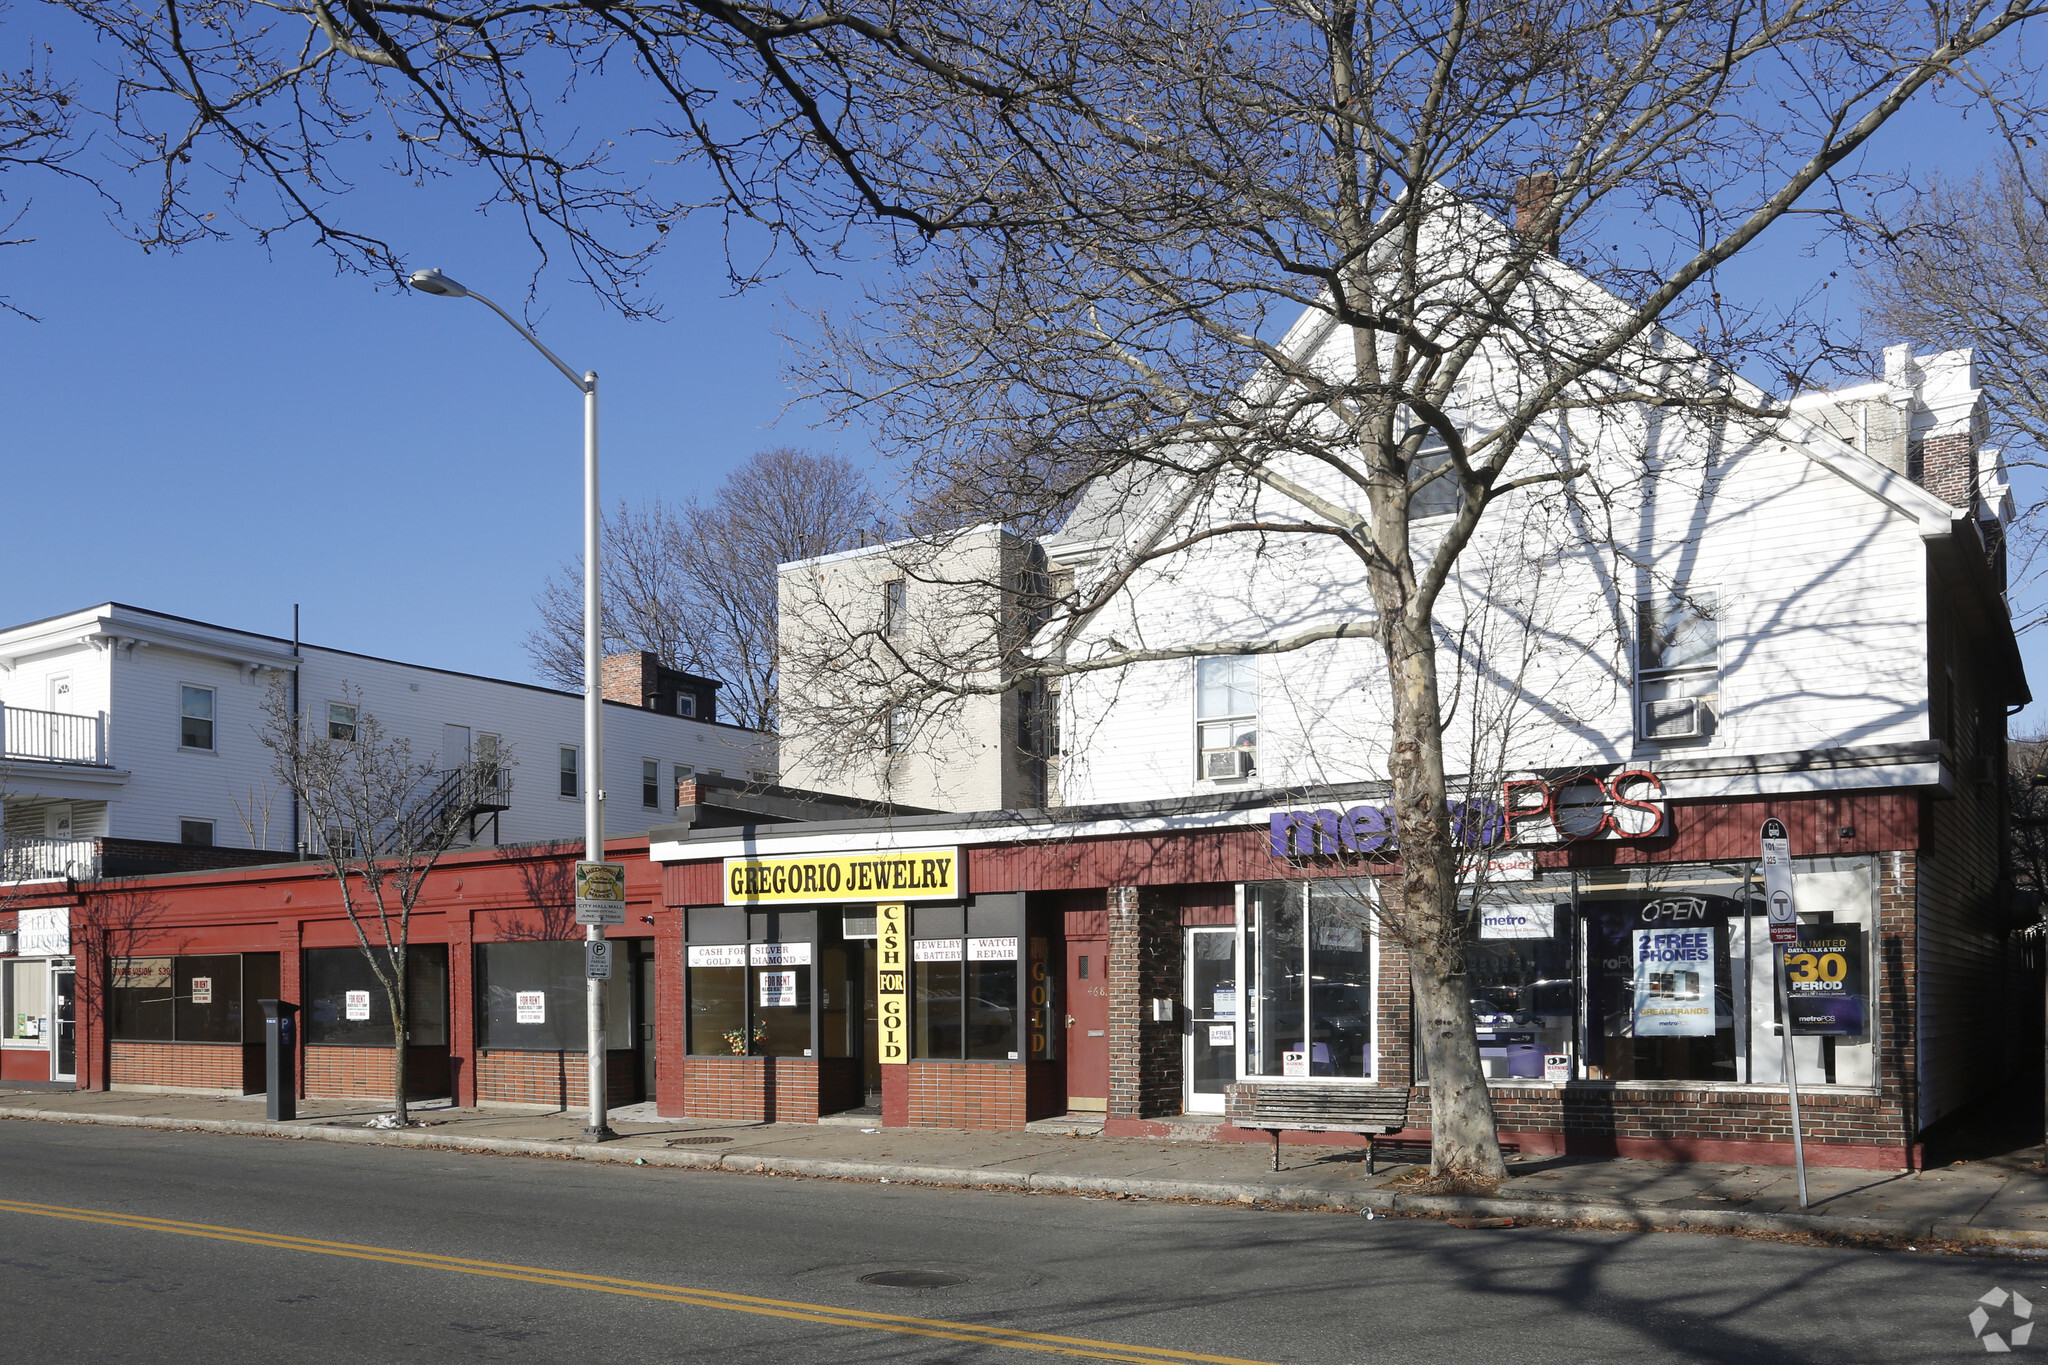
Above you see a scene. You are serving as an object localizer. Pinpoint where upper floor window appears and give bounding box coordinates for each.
[1410,444,1463,520]
[642,758,661,809]
[676,692,697,718]
[559,745,579,799]
[180,685,216,751]
[1195,657,1257,781]
[180,819,215,847]
[886,706,912,756]
[1637,591,1719,743]
[883,580,907,637]
[327,703,358,742]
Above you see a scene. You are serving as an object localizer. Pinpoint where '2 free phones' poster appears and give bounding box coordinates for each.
[1632,928,1716,1037]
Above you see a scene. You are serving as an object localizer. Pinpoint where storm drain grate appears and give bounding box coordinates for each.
[665,1136,734,1146]
[860,1270,969,1289]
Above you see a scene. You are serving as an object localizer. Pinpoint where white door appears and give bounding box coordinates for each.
[1184,926,1239,1114]
[45,804,73,839]
[441,724,471,771]
[46,673,72,711]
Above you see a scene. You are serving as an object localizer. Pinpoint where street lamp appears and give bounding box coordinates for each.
[410,267,612,1139]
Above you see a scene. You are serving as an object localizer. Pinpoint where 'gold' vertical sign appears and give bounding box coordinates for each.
[876,903,908,1064]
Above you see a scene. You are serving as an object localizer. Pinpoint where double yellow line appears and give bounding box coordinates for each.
[0,1198,1276,1364]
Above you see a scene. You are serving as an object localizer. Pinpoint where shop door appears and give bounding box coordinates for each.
[1064,940,1109,1111]
[634,948,657,1102]
[51,965,75,1082]
[1184,928,1237,1114]
[858,939,881,1101]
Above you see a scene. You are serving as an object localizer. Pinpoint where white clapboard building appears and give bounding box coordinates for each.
[0,604,776,881]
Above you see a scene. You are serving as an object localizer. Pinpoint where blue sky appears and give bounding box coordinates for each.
[3,23,2045,730]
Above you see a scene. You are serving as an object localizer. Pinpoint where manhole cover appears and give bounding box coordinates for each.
[860,1270,968,1289]
[666,1136,733,1146]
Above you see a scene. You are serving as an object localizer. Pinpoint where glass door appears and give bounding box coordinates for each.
[51,963,76,1082]
[1184,927,1238,1114]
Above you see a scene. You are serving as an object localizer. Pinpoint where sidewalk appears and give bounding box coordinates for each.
[7,1086,2047,1254]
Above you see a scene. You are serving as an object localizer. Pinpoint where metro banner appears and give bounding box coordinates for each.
[724,847,962,905]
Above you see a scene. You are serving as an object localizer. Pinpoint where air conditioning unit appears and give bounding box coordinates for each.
[1641,697,1704,741]
[1203,748,1254,780]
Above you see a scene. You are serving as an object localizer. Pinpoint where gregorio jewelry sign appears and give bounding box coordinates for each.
[725,848,962,905]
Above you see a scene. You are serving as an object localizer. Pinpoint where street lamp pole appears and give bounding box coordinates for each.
[409,268,612,1138]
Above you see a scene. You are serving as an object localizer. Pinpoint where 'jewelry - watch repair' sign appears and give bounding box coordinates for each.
[724,847,962,905]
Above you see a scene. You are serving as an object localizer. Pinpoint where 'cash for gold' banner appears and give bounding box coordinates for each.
[876,903,908,1066]
[724,847,962,905]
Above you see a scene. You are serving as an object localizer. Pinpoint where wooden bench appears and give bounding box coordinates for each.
[1240,1085,1412,1174]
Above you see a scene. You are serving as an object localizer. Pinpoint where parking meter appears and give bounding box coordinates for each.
[260,999,299,1121]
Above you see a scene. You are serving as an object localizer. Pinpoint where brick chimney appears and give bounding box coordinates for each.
[600,650,657,707]
[1514,173,1559,254]
[1910,431,1980,511]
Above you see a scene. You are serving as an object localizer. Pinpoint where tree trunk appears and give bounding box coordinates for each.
[1384,608,1507,1187]
[387,963,409,1125]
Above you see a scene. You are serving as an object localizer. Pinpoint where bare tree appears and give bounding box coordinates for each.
[526,446,881,730]
[1864,154,2048,627]
[259,679,512,1123]
[0,16,83,319]
[778,0,2046,1187]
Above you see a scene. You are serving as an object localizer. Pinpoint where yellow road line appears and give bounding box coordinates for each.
[0,1198,1276,1365]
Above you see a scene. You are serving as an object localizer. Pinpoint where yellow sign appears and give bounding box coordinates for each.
[876,903,908,1066]
[723,847,962,906]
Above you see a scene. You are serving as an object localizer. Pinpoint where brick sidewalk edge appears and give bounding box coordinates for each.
[3,1107,2027,1252]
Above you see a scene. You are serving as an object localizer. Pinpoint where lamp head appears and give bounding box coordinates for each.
[408,268,469,298]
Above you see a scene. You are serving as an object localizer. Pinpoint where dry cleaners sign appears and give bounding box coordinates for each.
[725,848,962,905]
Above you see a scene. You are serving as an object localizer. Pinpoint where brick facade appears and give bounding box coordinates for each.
[904,1060,1029,1128]
[1107,886,1182,1120]
[682,1056,824,1121]
[109,1040,253,1092]
[475,1049,636,1108]
[303,1045,453,1102]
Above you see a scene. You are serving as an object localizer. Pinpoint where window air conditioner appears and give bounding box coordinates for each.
[1203,748,1254,780]
[1641,697,1704,741]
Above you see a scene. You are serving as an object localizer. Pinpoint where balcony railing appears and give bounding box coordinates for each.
[0,704,108,765]
[0,835,100,883]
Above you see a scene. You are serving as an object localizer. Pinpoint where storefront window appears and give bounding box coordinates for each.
[750,942,812,1057]
[303,946,450,1047]
[1244,881,1374,1079]
[110,954,258,1043]
[5,959,49,1041]
[1580,866,1750,1083]
[912,900,1024,1061]
[1467,888,1577,1080]
[476,942,629,1051]
[687,945,748,1054]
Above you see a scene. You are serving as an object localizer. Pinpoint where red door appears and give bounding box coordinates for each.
[1064,940,1110,1110]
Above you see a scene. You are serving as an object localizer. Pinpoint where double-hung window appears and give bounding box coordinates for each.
[1637,591,1720,743]
[883,580,907,636]
[327,703,358,742]
[1195,657,1257,781]
[642,758,661,809]
[1409,443,1463,520]
[559,746,579,799]
[180,686,215,751]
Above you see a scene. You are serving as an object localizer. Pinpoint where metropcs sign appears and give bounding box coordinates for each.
[1270,771,1668,858]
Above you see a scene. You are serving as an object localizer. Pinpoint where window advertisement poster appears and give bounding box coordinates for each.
[1479,903,1555,939]
[1212,986,1237,1019]
[189,976,213,1005]
[1784,926,1868,1037]
[687,945,746,968]
[515,990,546,1024]
[344,990,372,1021]
[913,938,963,962]
[758,970,797,1008]
[1282,1049,1309,1077]
[749,942,813,967]
[1631,928,1716,1036]
[968,936,1020,961]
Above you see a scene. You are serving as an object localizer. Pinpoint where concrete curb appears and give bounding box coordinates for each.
[1,1106,2030,1251]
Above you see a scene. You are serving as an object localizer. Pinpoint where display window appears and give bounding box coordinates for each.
[109,953,276,1043]
[1422,857,1878,1088]
[303,945,449,1047]
[475,941,629,1051]
[684,908,845,1059]
[1242,881,1375,1080]
[4,959,49,1041]
[910,900,1024,1061]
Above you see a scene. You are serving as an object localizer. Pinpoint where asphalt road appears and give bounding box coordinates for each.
[0,1122,2037,1363]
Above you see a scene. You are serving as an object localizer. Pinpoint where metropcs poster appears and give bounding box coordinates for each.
[1631,927,1716,1036]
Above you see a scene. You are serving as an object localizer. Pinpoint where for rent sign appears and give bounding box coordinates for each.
[725,848,961,905]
